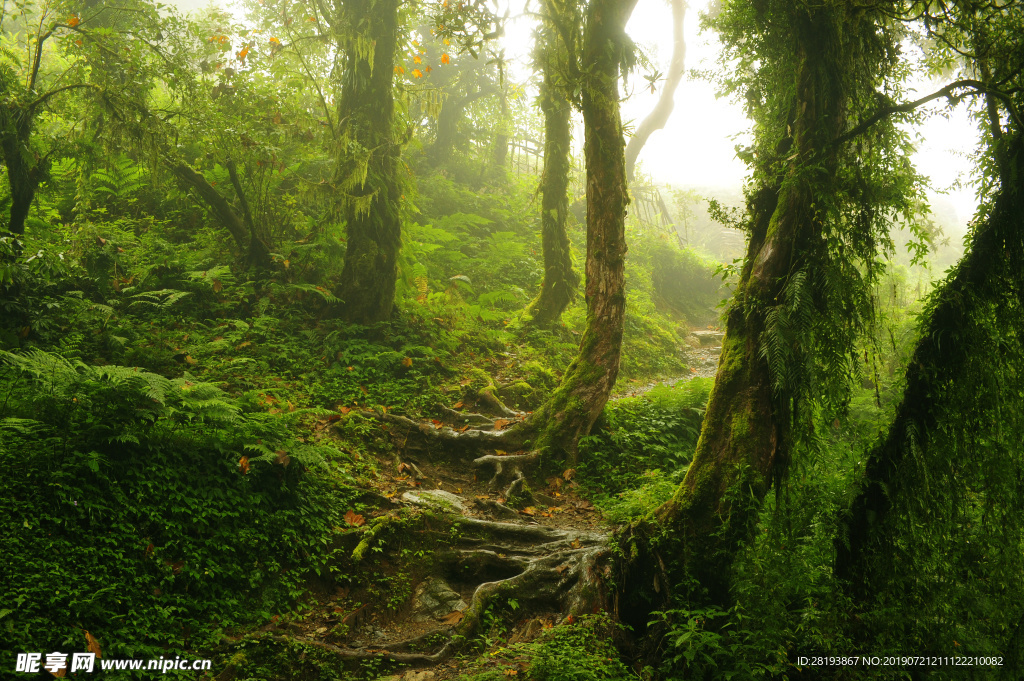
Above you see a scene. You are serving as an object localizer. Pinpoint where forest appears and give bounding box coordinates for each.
[1,0,1022,678]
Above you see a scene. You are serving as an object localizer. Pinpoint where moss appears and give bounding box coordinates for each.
[730,411,751,441]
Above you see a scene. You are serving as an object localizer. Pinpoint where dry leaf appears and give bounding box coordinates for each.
[84,630,101,655]
[562,468,576,481]
[452,401,463,409]
[402,356,413,367]
[519,507,536,516]
[503,670,518,677]
[68,15,80,27]
[339,406,351,415]
[344,510,365,527]
[274,450,291,467]
[212,279,223,293]
[493,419,511,430]
[236,341,252,349]
[184,355,197,365]
[239,456,250,474]
[440,610,464,625]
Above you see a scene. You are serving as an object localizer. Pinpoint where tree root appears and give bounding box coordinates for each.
[473,452,540,491]
[372,411,531,452]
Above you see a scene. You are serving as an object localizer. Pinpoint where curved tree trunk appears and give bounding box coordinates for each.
[526,0,638,463]
[525,37,578,328]
[651,6,850,605]
[624,0,686,182]
[836,130,1024,598]
[334,0,403,324]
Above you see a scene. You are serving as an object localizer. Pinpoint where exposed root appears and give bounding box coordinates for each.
[476,385,520,418]
[436,405,495,428]
[371,411,531,451]
[473,452,540,491]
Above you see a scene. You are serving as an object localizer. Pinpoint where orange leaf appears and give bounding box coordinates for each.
[565,614,576,624]
[453,401,464,409]
[413,54,422,64]
[184,355,197,365]
[440,610,464,625]
[68,15,80,27]
[519,506,536,516]
[412,69,423,78]
[344,509,365,527]
[425,65,432,73]
[503,669,518,677]
[237,46,250,61]
[562,468,576,481]
[394,66,405,74]
[441,53,451,64]
[85,630,102,658]
[493,419,511,430]
[269,36,280,45]
[239,456,250,474]
[402,356,413,367]
[339,406,351,415]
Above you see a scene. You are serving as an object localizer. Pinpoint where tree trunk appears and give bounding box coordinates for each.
[525,42,578,328]
[168,161,251,254]
[429,86,491,166]
[836,131,1024,598]
[652,7,849,604]
[226,159,273,269]
[624,0,686,182]
[333,0,403,324]
[0,106,40,236]
[526,0,638,463]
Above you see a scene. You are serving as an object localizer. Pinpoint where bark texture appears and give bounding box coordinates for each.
[525,47,578,327]
[528,0,638,462]
[624,0,686,182]
[334,0,403,324]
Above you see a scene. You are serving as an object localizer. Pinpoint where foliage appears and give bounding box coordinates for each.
[0,348,356,663]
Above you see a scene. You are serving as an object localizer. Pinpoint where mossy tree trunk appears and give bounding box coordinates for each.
[333,0,403,324]
[527,0,638,463]
[525,37,578,327]
[836,128,1024,599]
[651,6,850,604]
[0,105,43,236]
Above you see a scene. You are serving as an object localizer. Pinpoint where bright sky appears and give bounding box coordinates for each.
[178,0,982,226]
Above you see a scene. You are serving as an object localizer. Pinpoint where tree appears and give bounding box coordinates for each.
[635,0,927,605]
[624,0,686,182]
[0,0,163,235]
[524,0,580,327]
[837,2,1024,601]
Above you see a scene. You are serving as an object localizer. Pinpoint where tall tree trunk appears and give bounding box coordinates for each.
[0,106,40,236]
[836,129,1024,599]
[525,41,578,328]
[526,0,638,462]
[430,86,491,166]
[334,0,402,324]
[651,6,849,604]
[624,0,686,182]
[226,159,273,269]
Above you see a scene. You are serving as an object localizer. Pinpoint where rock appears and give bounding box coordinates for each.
[411,577,467,622]
[692,329,724,346]
[402,672,435,681]
[401,489,468,515]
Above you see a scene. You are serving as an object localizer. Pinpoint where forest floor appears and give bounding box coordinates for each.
[234,330,722,681]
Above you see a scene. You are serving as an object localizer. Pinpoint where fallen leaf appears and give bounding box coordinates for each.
[68,14,80,26]
[85,630,101,655]
[212,279,223,293]
[453,401,464,409]
[239,456,250,474]
[503,670,518,677]
[493,419,511,430]
[519,507,536,516]
[339,406,351,415]
[570,539,581,549]
[184,355,197,365]
[565,615,576,624]
[402,356,413,367]
[274,450,291,467]
[236,341,252,349]
[562,468,576,481]
[344,510,365,527]
[440,610,464,625]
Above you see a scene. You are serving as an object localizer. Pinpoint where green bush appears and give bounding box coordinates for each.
[0,349,351,667]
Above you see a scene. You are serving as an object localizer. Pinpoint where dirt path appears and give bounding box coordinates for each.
[614,327,723,399]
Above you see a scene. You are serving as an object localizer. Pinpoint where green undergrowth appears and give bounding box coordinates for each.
[577,379,713,521]
[457,615,635,681]
[0,348,367,675]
